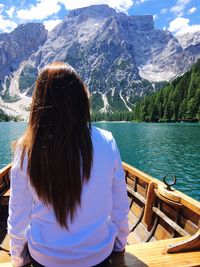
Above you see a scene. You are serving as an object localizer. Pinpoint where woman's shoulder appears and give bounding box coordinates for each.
[91,126,118,153]
[12,137,27,170]
[91,126,113,142]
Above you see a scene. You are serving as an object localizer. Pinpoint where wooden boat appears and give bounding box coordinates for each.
[0,162,200,266]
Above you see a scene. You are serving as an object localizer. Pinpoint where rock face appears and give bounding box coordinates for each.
[0,23,47,82]
[177,31,200,49]
[0,5,200,116]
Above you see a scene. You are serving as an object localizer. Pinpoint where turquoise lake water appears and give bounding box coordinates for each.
[0,122,199,201]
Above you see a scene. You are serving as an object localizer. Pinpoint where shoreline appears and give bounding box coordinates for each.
[0,120,200,124]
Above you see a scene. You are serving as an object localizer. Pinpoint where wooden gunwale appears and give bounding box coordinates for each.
[123,162,200,215]
[0,164,12,180]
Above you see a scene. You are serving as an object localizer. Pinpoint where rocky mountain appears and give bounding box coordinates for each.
[177,31,200,49]
[0,23,47,82]
[0,5,200,119]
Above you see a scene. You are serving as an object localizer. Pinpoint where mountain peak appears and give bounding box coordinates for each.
[68,4,117,19]
[13,22,46,31]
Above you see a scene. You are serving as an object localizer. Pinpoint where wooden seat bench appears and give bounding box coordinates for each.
[1,236,200,266]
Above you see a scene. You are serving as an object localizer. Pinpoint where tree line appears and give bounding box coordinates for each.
[91,111,133,122]
[132,59,200,122]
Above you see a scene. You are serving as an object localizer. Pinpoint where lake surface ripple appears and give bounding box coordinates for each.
[0,122,199,201]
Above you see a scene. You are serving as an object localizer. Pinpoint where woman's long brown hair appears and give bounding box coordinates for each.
[19,62,93,228]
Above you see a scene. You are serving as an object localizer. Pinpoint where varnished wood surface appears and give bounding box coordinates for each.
[0,164,12,180]
[110,237,200,267]
[1,237,200,267]
[0,234,10,263]
[122,237,200,267]
[157,185,180,202]
[123,162,200,215]
[154,189,182,207]
[167,229,200,253]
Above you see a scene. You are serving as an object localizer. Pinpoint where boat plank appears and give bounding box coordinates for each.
[0,234,10,263]
[154,223,173,240]
[130,201,143,218]
[127,177,135,188]
[136,183,146,198]
[153,207,188,236]
[161,203,177,221]
[126,172,137,182]
[128,212,138,230]
[123,237,200,267]
[181,207,200,226]
[180,216,199,235]
[127,186,146,204]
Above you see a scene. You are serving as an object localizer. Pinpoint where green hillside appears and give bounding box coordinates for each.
[133,59,200,122]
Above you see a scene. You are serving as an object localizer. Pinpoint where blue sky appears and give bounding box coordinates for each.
[0,0,199,35]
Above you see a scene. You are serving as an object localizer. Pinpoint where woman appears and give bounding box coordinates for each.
[8,62,129,267]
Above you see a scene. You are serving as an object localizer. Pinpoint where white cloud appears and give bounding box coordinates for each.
[168,17,200,35]
[0,0,134,33]
[160,8,168,15]
[16,0,134,20]
[170,0,191,16]
[44,19,62,32]
[6,6,15,18]
[59,0,133,13]
[187,6,197,14]
[0,15,17,32]
[17,0,61,20]
[153,14,158,21]
[136,0,151,3]
[0,4,17,32]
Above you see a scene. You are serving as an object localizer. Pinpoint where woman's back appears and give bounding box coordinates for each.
[8,62,129,267]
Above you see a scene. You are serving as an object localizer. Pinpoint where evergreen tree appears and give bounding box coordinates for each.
[186,98,197,121]
[132,59,200,122]
[178,100,187,121]
[163,101,172,121]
